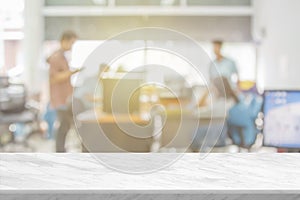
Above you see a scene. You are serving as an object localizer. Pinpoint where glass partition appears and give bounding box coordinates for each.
[187,0,251,6]
[45,0,251,7]
[115,0,180,6]
[45,0,107,6]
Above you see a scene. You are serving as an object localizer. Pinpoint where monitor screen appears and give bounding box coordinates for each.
[263,90,300,148]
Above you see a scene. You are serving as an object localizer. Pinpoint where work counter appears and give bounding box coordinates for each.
[0,153,300,199]
[75,109,225,152]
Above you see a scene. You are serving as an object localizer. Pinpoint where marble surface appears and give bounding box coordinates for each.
[0,153,300,199]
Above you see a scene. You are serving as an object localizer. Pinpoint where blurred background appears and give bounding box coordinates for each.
[0,0,299,153]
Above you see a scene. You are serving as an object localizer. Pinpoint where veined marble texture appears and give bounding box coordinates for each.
[0,153,300,200]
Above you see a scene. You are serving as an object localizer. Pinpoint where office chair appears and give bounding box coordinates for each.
[213,76,263,149]
[191,77,235,152]
[0,82,40,148]
[227,95,262,148]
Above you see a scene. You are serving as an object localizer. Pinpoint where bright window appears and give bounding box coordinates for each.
[69,40,256,86]
[0,0,24,74]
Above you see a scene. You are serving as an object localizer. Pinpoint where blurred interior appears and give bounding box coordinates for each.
[0,0,299,153]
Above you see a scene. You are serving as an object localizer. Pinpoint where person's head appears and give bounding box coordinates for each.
[60,30,78,51]
[212,40,223,58]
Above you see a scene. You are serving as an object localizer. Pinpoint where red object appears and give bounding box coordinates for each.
[277,148,288,153]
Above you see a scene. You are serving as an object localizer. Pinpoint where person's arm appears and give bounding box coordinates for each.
[199,62,216,107]
[50,69,79,84]
[209,61,217,81]
[232,60,238,74]
[213,76,239,103]
[231,61,239,86]
[198,89,209,107]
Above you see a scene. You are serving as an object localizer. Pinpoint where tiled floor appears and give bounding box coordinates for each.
[0,128,82,153]
[0,129,277,153]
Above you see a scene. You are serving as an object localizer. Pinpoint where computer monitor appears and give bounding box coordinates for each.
[263,90,300,148]
[101,77,142,114]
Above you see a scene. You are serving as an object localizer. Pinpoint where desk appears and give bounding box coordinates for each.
[76,110,153,152]
[76,108,226,152]
[77,110,149,124]
[0,153,300,200]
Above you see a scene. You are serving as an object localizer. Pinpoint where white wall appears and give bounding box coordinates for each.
[253,0,300,90]
[45,16,252,42]
[23,0,44,92]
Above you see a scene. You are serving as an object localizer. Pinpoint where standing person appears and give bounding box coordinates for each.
[209,40,239,89]
[199,40,239,107]
[47,30,79,152]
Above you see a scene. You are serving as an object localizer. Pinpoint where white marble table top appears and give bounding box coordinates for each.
[0,153,300,192]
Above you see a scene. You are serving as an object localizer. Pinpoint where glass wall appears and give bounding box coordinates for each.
[187,0,251,6]
[45,0,251,6]
[115,0,180,6]
[45,0,107,6]
[66,40,256,87]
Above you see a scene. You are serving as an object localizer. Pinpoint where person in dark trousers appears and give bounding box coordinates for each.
[47,30,80,152]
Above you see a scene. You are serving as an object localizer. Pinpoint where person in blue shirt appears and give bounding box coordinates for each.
[209,40,238,89]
